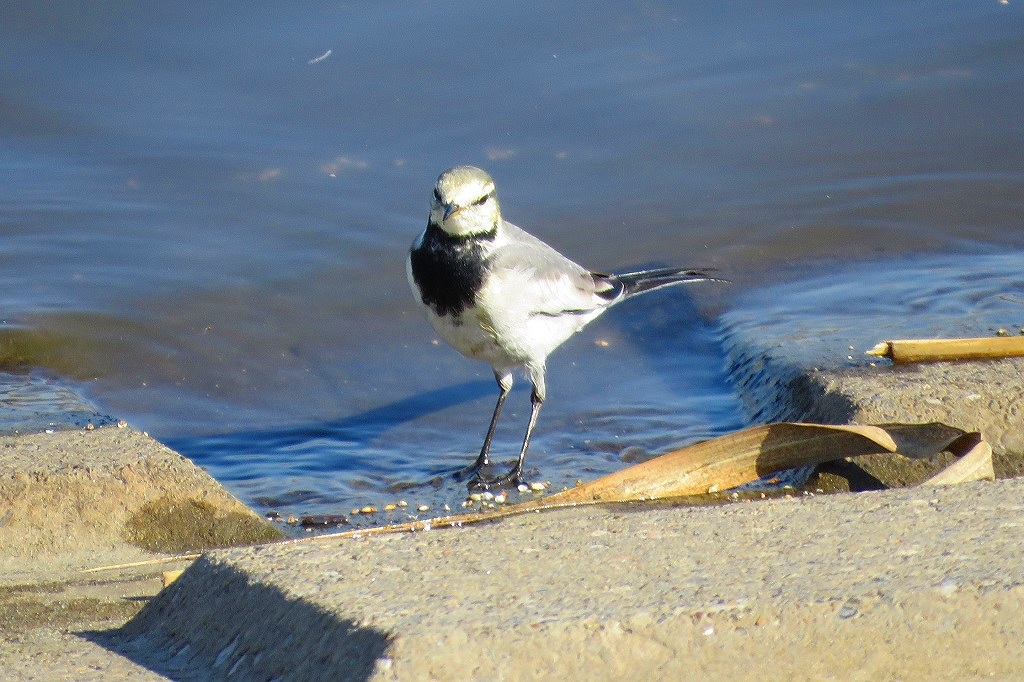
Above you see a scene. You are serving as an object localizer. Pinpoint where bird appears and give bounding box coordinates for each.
[407,165,722,489]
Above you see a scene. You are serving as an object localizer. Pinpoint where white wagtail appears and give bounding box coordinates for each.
[407,165,721,488]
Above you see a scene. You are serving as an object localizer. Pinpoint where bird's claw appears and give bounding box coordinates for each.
[453,457,490,481]
[467,468,526,491]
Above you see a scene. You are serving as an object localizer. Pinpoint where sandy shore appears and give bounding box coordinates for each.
[117,478,1024,681]
[2,299,1022,679]
[0,426,281,681]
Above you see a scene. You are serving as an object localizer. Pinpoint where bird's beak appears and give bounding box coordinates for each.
[442,203,461,222]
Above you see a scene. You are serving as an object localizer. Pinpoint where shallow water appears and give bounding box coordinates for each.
[2,2,1022,522]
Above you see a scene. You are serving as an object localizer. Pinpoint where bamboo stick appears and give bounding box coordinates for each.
[867,336,1024,363]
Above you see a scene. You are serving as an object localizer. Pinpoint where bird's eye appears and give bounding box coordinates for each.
[433,187,442,201]
[472,192,490,206]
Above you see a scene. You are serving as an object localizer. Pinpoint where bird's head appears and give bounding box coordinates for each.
[429,166,502,238]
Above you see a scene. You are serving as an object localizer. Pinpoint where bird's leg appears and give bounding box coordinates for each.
[454,372,512,480]
[477,386,543,489]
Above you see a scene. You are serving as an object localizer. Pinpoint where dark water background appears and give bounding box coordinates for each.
[2,2,1022,522]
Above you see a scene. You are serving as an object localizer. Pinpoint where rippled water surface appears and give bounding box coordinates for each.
[2,2,1022,521]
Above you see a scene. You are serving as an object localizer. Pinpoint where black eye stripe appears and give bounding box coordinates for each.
[433,187,442,201]
[472,191,492,206]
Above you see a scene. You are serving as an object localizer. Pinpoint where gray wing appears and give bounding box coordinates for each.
[489,221,620,315]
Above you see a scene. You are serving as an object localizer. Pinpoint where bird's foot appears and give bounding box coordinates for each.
[467,466,526,491]
[453,457,489,482]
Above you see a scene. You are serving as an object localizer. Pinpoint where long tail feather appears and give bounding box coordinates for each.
[612,267,726,298]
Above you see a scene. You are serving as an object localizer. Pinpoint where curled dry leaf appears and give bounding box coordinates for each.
[296,421,993,541]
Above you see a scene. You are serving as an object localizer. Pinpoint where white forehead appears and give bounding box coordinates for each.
[435,166,495,205]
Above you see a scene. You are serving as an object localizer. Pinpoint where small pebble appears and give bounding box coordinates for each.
[361,506,377,514]
[287,515,297,525]
[86,423,95,431]
[529,481,547,491]
[384,503,397,512]
[517,483,530,493]
[397,500,408,507]
[469,492,483,501]
[494,491,507,503]
[117,420,128,428]
[417,504,430,512]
